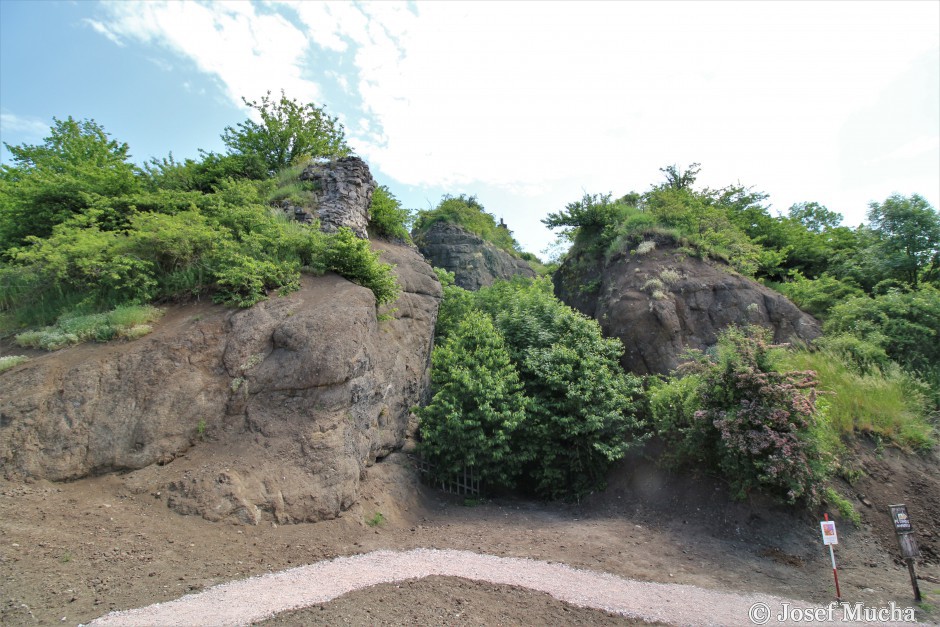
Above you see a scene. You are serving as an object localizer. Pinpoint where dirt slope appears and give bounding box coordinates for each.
[1,449,937,626]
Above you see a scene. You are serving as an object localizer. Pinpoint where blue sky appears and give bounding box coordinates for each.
[2,1,938,256]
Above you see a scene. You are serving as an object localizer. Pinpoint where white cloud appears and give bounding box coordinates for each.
[96,1,318,111]
[0,112,49,138]
[87,0,939,249]
[83,18,125,46]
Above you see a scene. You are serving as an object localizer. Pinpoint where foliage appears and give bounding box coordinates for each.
[0,115,401,331]
[15,305,162,350]
[417,310,530,488]
[368,185,412,241]
[320,228,400,308]
[0,117,141,250]
[0,355,28,373]
[413,195,522,255]
[769,272,865,318]
[824,487,862,527]
[221,90,350,175]
[781,347,934,451]
[824,285,940,389]
[365,512,385,527]
[421,277,646,500]
[867,194,940,288]
[650,326,830,505]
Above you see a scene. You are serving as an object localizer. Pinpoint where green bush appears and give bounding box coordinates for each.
[368,185,411,241]
[321,228,400,308]
[651,326,831,505]
[15,305,163,350]
[770,272,865,318]
[421,277,646,500]
[0,355,28,373]
[418,311,530,488]
[413,195,521,255]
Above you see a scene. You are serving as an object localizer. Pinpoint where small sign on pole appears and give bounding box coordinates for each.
[821,514,841,601]
[888,504,921,601]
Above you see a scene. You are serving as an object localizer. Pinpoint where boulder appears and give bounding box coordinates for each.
[0,240,441,525]
[414,222,536,290]
[554,237,821,375]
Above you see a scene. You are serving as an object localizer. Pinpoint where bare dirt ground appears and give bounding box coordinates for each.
[2,444,938,626]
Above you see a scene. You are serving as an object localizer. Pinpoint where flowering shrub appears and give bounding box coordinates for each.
[651,325,830,505]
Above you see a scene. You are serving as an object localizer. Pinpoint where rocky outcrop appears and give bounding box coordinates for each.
[0,240,441,525]
[299,156,375,238]
[554,237,821,375]
[414,222,536,290]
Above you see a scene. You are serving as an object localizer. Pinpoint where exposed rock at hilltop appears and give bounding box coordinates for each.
[294,156,376,237]
[0,242,440,525]
[553,236,821,375]
[414,222,536,290]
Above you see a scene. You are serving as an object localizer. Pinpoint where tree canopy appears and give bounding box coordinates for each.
[221,90,350,175]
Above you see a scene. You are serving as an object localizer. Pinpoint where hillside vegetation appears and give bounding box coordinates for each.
[0,93,411,347]
[531,164,938,506]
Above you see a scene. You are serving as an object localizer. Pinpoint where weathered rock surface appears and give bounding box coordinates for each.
[300,156,375,238]
[414,222,536,290]
[553,237,821,375]
[0,241,441,525]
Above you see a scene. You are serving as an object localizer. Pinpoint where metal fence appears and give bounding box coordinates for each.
[416,457,481,497]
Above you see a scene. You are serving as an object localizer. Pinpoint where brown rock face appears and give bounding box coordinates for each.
[0,241,441,525]
[300,156,375,238]
[414,222,536,290]
[553,238,821,375]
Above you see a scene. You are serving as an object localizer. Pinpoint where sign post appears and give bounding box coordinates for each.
[820,513,841,601]
[888,504,922,601]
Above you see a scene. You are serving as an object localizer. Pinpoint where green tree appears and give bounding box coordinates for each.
[788,201,843,233]
[0,117,141,250]
[477,279,646,499]
[417,311,530,488]
[867,194,940,288]
[221,91,350,175]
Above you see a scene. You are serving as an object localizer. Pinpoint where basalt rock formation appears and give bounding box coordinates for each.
[554,236,821,375]
[299,156,376,237]
[0,158,442,525]
[0,241,440,524]
[414,222,536,290]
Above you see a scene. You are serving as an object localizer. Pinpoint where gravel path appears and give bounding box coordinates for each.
[86,548,926,626]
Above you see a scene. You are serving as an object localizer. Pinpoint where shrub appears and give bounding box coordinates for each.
[652,326,831,505]
[0,355,28,373]
[14,305,162,350]
[413,195,521,255]
[320,228,400,308]
[368,185,411,241]
[476,278,647,499]
[417,310,530,489]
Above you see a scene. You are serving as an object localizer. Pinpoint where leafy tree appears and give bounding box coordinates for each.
[659,163,701,191]
[824,285,940,385]
[417,310,530,488]
[476,279,646,499]
[221,90,350,175]
[867,194,940,287]
[788,201,843,233]
[0,117,141,249]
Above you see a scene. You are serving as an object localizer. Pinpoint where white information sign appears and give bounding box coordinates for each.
[821,520,839,545]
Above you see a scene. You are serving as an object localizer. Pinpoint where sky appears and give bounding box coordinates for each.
[1,1,938,256]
